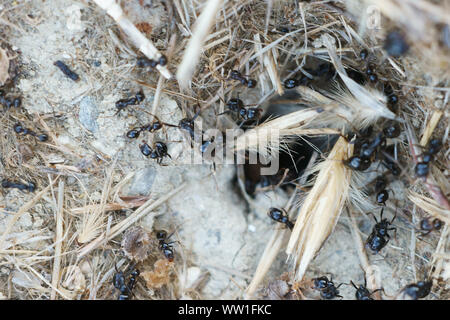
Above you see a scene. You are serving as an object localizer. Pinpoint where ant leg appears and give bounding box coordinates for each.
[390,210,397,224]
[371,288,385,294]
[350,280,358,290]
[368,212,379,224]
[218,110,231,116]
[336,282,348,289]
[389,227,397,240]
[419,230,431,237]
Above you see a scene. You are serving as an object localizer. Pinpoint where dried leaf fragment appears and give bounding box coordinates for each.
[0,48,10,85]
[121,226,152,262]
[141,258,174,289]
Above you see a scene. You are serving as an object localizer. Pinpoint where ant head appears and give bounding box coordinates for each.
[156,230,168,241]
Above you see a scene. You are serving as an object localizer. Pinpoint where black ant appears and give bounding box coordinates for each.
[383,31,409,58]
[373,175,392,206]
[136,54,168,68]
[284,78,300,89]
[139,141,171,164]
[2,179,36,192]
[267,207,294,230]
[414,138,442,178]
[178,108,203,142]
[229,70,257,88]
[156,230,176,262]
[126,117,177,139]
[359,49,369,60]
[375,189,390,206]
[344,128,386,171]
[312,276,344,300]
[382,121,401,139]
[14,123,48,142]
[419,217,443,236]
[113,264,140,300]
[360,132,386,160]
[350,280,384,300]
[53,60,79,81]
[400,280,432,300]
[380,144,401,176]
[0,90,21,109]
[115,91,145,113]
[345,155,372,171]
[383,84,398,110]
[220,98,262,122]
[366,208,397,254]
[365,63,377,78]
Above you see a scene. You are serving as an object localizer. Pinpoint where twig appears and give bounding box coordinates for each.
[92,0,172,79]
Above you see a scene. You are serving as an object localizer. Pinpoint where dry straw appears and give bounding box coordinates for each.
[286,136,353,281]
[93,0,172,79]
[176,0,223,88]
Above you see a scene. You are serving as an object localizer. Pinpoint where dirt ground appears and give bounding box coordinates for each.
[0,0,448,300]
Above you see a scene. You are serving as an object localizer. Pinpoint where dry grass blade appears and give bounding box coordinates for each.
[404,117,450,210]
[409,192,450,224]
[176,0,223,88]
[70,199,149,215]
[244,189,297,299]
[323,34,397,121]
[286,137,352,281]
[77,162,116,244]
[254,33,284,95]
[419,110,444,146]
[235,108,321,153]
[0,47,10,85]
[77,182,186,258]
[347,209,382,299]
[92,0,172,79]
[51,180,64,300]
[0,178,59,250]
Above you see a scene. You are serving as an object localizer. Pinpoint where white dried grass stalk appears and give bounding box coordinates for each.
[409,192,450,225]
[253,34,284,95]
[419,110,444,146]
[51,180,65,300]
[245,228,287,299]
[176,0,223,88]
[295,85,391,130]
[235,82,390,155]
[92,0,172,79]
[430,225,449,284]
[235,109,321,154]
[322,35,397,121]
[347,209,382,299]
[245,190,297,299]
[286,137,352,281]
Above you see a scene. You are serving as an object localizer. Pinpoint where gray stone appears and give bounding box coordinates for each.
[78,96,99,133]
[127,167,156,195]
